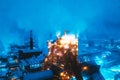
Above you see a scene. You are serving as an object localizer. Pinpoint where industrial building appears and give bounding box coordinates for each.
[0,31,120,80]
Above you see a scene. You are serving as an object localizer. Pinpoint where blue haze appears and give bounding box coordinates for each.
[0,0,120,49]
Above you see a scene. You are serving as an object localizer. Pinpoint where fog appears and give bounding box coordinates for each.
[0,0,120,49]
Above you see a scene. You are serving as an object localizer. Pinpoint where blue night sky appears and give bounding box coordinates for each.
[0,0,120,49]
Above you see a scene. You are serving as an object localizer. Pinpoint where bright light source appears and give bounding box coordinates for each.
[43,32,78,79]
[60,72,64,76]
[67,76,70,79]
[64,44,69,49]
[82,66,88,71]
[60,34,77,45]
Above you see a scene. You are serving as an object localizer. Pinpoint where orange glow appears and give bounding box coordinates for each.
[42,32,78,79]
[83,66,88,71]
[60,72,64,76]
[45,58,48,62]
[67,76,70,79]
[64,44,69,49]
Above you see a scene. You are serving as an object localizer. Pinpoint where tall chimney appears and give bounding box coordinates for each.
[30,30,33,50]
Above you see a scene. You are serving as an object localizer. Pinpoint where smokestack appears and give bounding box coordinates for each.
[30,30,33,50]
